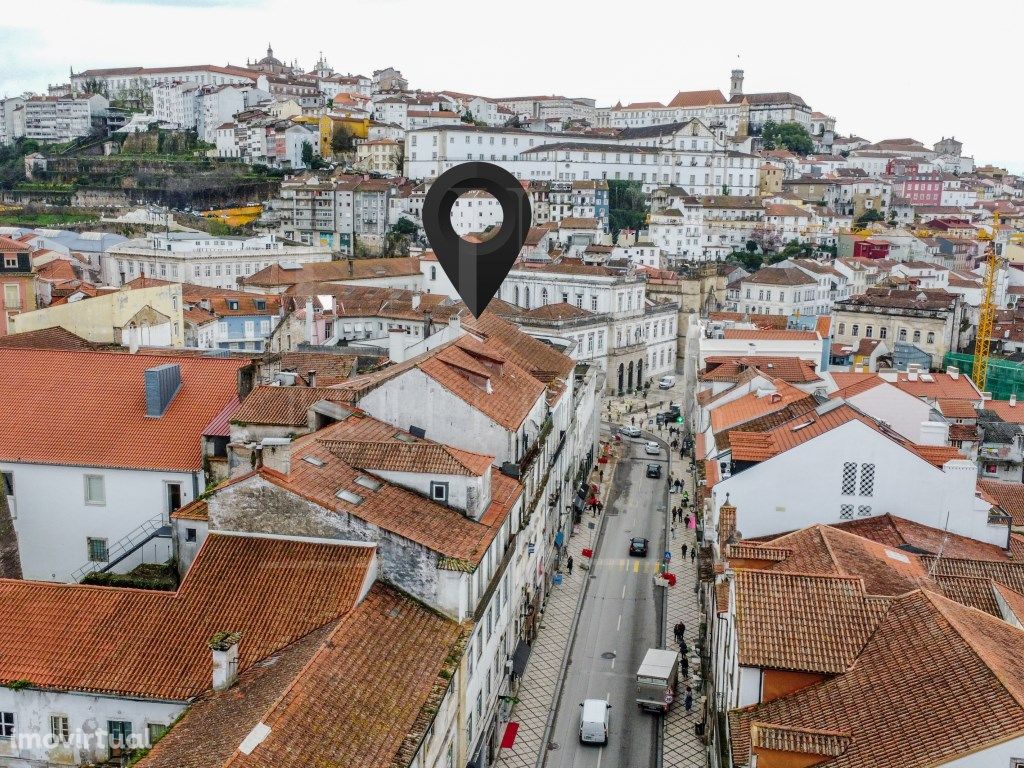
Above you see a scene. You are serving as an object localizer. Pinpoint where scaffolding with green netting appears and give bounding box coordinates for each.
[943,353,1024,400]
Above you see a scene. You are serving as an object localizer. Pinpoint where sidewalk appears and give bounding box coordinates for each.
[496,447,619,768]
[662,457,708,767]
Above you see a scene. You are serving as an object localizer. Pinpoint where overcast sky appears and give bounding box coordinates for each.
[3,0,1021,171]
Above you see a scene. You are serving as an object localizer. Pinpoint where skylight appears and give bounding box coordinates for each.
[355,475,382,491]
[302,455,325,467]
[335,489,364,505]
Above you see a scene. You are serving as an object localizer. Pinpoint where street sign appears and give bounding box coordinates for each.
[664,551,672,561]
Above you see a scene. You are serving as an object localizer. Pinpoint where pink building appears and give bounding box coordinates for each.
[0,236,36,335]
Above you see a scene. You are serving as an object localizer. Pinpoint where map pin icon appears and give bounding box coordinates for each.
[423,162,532,318]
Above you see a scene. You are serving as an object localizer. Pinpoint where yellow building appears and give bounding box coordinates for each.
[319,113,370,157]
[758,163,783,195]
[11,283,185,346]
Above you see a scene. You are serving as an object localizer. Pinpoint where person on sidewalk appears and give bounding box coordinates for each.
[673,621,685,643]
[684,686,693,715]
[683,513,691,529]
[690,547,697,563]
[682,543,688,558]
[567,555,574,576]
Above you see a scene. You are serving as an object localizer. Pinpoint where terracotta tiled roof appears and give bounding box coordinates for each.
[0,326,93,349]
[733,570,890,673]
[730,590,1024,768]
[264,351,366,387]
[700,356,821,384]
[729,403,962,467]
[949,423,979,442]
[889,371,982,402]
[984,399,1024,424]
[320,439,492,476]
[465,310,575,382]
[749,724,851,760]
[172,499,209,521]
[0,534,373,699]
[667,89,726,108]
[242,418,521,562]
[722,329,818,341]
[521,302,594,321]
[0,349,242,471]
[710,380,814,434]
[0,236,28,253]
[979,480,1024,527]
[832,513,1020,563]
[708,312,790,330]
[937,398,978,419]
[233,386,357,427]
[242,258,421,288]
[744,267,816,286]
[139,583,463,768]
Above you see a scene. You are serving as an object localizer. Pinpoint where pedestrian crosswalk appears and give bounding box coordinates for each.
[590,557,667,574]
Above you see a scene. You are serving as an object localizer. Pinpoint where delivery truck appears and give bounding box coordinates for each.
[635,648,680,713]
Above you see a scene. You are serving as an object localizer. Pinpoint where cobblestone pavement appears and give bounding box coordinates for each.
[663,457,708,767]
[496,449,619,768]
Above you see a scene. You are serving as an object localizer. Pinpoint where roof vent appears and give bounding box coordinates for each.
[500,461,522,479]
[335,489,364,505]
[409,425,426,439]
[145,364,181,418]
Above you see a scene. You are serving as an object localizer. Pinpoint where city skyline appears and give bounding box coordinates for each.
[2,0,1022,171]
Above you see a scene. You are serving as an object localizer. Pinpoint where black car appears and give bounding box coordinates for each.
[646,463,662,479]
[629,537,649,557]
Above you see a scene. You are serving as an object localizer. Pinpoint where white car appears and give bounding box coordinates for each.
[658,375,676,389]
[580,698,611,744]
[619,425,642,438]
[644,441,661,456]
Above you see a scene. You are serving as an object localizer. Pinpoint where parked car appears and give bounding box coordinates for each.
[629,537,649,557]
[644,441,661,456]
[658,375,676,389]
[646,463,662,479]
[619,425,642,438]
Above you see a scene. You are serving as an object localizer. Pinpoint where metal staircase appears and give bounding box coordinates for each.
[70,514,173,582]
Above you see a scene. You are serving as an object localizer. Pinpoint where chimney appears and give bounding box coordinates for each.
[305,297,314,344]
[907,365,919,382]
[347,259,354,276]
[1011,394,1018,408]
[388,328,407,363]
[209,632,241,691]
[411,292,421,311]
[947,365,959,380]
[260,437,292,474]
[145,364,181,418]
[307,369,317,388]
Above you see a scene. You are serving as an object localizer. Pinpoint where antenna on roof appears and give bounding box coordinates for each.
[926,510,952,578]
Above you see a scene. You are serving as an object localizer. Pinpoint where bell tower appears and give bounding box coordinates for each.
[729,69,744,99]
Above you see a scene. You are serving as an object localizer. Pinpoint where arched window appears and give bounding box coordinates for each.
[913,330,921,342]
[524,287,531,308]
[926,331,935,345]
[899,328,907,341]
[852,324,859,337]
[514,286,520,305]
[541,288,549,305]
[430,266,436,280]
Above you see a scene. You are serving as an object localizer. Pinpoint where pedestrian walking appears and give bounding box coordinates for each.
[684,686,693,714]
[682,543,688,558]
[683,514,691,529]
[673,621,685,643]
[567,555,574,576]
[631,415,636,426]
[596,500,604,515]
[690,547,697,563]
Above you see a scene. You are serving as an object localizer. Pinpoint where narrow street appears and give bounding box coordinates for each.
[545,434,669,768]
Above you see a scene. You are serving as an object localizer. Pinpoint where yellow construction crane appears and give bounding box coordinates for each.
[972,212,1000,391]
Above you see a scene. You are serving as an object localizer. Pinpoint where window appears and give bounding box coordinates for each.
[926,332,935,345]
[84,474,105,505]
[165,482,182,513]
[879,327,887,339]
[865,326,873,338]
[185,527,197,542]
[147,723,168,745]
[838,322,845,335]
[3,284,19,308]
[842,462,857,495]
[108,720,132,754]
[913,330,921,343]
[860,463,875,496]
[840,504,854,520]
[3,256,17,268]
[0,712,12,740]
[51,715,69,743]
[87,537,109,562]
[857,505,872,517]
[430,481,449,503]
[591,296,598,311]
[2,471,12,497]
[851,324,859,337]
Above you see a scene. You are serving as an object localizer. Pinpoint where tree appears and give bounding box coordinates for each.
[608,179,647,236]
[731,249,763,272]
[392,217,418,236]
[301,142,315,168]
[761,121,814,155]
[331,125,355,154]
[856,208,884,225]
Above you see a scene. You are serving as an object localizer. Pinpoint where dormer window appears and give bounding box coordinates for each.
[255,300,267,310]
[228,300,239,311]
[3,257,17,269]
[430,481,449,504]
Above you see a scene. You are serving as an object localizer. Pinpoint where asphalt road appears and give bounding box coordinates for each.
[546,434,669,768]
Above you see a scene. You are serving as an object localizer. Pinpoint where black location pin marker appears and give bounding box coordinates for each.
[422,162,532,318]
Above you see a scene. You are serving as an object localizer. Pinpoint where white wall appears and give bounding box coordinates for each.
[712,419,1002,546]
[0,687,182,765]
[939,734,1024,768]
[3,462,193,581]
[844,384,939,443]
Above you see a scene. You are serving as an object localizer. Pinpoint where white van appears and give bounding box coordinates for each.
[658,375,676,389]
[579,698,611,744]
